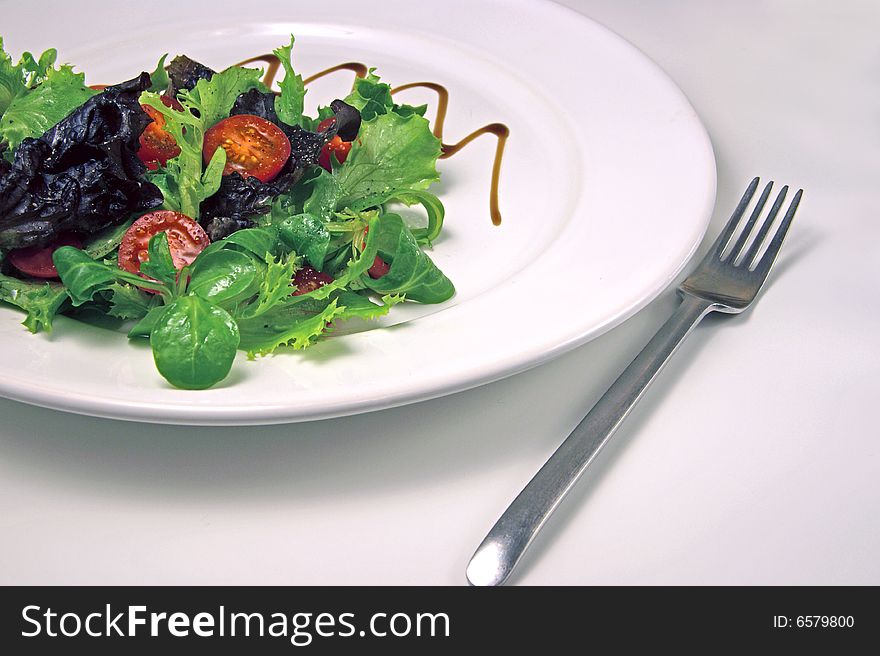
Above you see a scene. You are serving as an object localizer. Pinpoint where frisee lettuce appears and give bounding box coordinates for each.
[273,36,305,127]
[139,92,225,219]
[0,264,69,333]
[182,64,264,129]
[0,39,97,152]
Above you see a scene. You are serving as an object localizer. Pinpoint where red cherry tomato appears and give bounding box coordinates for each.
[292,266,334,296]
[203,114,291,183]
[317,117,353,171]
[118,211,209,280]
[137,95,183,170]
[317,117,336,133]
[7,233,83,279]
[367,256,391,279]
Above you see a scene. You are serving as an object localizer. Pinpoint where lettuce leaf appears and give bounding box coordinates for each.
[237,296,344,356]
[275,212,331,269]
[273,36,305,127]
[360,213,454,303]
[342,70,426,121]
[0,40,97,151]
[147,54,170,93]
[334,111,441,210]
[140,91,227,219]
[182,65,263,129]
[106,282,158,320]
[150,294,240,389]
[343,70,393,121]
[333,289,403,321]
[1,38,58,114]
[0,269,69,333]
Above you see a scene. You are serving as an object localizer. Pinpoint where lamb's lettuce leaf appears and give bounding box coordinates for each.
[82,218,135,259]
[53,244,170,305]
[150,294,240,389]
[275,213,331,270]
[138,232,178,289]
[187,248,260,307]
[359,213,453,303]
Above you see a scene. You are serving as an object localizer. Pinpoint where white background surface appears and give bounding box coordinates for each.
[1,0,878,585]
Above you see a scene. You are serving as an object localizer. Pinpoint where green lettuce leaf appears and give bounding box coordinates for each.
[275,213,331,269]
[235,253,299,320]
[334,111,441,210]
[182,65,264,130]
[0,271,68,333]
[0,61,96,151]
[237,296,344,357]
[360,213,454,303]
[342,69,426,121]
[273,36,305,127]
[150,295,240,389]
[343,70,393,121]
[333,289,403,322]
[1,38,40,114]
[147,54,170,93]
[106,282,158,320]
[140,90,227,219]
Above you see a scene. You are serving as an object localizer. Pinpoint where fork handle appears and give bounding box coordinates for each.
[466,294,715,586]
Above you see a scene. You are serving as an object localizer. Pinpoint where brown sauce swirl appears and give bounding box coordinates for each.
[235,55,510,225]
[391,82,508,226]
[303,62,368,85]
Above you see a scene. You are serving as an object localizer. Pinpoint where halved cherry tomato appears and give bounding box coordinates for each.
[137,95,183,171]
[292,266,334,296]
[118,211,209,280]
[203,114,291,183]
[367,255,391,279]
[7,233,83,279]
[317,117,352,172]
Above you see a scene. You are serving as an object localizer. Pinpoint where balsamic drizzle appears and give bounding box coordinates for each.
[237,55,510,224]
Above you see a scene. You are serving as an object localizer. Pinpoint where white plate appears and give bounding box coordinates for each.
[0,0,715,425]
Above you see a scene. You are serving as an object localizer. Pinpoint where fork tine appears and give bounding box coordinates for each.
[743,185,788,267]
[753,188,803,275]
[726,180,774,262]
[710,177,760,258]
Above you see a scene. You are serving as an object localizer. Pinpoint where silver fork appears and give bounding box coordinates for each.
[466,177,803,586]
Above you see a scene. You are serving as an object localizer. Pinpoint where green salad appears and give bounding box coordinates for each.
[0,36,453,389]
